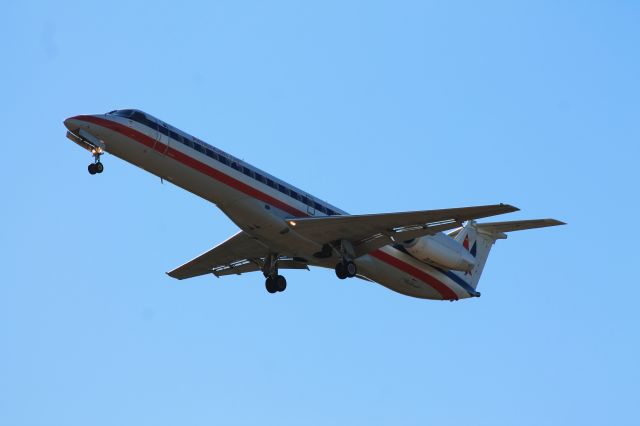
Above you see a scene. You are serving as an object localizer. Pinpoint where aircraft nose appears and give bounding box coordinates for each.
[64,115,94,132]
[64,115,82,132]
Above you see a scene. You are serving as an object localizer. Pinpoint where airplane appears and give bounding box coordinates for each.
[63,109,564,300]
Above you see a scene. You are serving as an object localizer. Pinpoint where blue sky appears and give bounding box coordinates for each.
[2,1,639,425]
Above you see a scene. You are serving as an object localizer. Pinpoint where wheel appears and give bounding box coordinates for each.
[265,277,277,293]
[88,163,97,175]
[345,261,357,278]
[276,275,287,292]
[335,262,348,279]
[95,162,104,173]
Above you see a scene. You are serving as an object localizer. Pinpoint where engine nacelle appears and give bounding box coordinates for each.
[403,232,475,272]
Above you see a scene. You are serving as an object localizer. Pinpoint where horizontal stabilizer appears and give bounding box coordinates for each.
[477,219,565,235]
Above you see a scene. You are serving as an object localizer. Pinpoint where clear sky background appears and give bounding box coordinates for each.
[2,1,639,425]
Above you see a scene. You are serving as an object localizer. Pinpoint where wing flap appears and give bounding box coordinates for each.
[212,260,262,277]
[212,258,310,277]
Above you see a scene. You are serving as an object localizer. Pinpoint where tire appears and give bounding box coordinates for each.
[276,275,287,292]
[88,163,97,175]
[265,277,277,293]
[95,162,104,173]
[335,262,348,279]
[345,261,357,278]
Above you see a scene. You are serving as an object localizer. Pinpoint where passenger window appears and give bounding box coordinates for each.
[242,166,253,177]
[219,156,228,165]
[301,196,309,205]
[231,162,239,170]
[266,179,275,188]
[194,143,204,153]
[277,184,288,194]
[255,173,265,183]
[206,148,215,158]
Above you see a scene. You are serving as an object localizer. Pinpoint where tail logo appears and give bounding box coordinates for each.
[463,235,477,276]
[463,236,477,258]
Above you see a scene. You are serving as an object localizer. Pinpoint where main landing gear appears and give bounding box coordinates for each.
[263,253,287,294]
[335,260,357,280]
[334,239,358,280]
[265,275,287,293]
[87,148,104,175]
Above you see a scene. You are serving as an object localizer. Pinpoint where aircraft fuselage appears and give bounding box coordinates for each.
[64,110,482,300]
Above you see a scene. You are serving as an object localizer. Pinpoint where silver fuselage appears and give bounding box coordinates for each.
[64,111,476,300]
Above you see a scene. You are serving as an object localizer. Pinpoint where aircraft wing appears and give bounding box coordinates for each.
[288,203,519,257]
[167,231,268,280]
[167,231,310,280]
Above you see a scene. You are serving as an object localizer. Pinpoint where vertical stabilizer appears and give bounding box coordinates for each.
[449,221,506,290]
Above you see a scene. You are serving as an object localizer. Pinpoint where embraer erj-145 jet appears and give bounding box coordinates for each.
[64,109,563,300]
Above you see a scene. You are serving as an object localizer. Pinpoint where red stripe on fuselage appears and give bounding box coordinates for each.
[370,250,459,300]
[77,115,307,217]
[77,115,459,300]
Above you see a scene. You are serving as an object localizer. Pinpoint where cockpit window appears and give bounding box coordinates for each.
[131,110,147,122]
[110,109,135,118]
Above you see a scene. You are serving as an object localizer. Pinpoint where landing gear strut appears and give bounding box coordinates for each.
[87,148,104,175]
[263,253,287,294]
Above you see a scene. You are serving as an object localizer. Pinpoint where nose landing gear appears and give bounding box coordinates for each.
[88,162,104,175]
[87,148,104,175]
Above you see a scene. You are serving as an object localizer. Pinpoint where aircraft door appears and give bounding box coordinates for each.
[305,194,316,215]
[148,118,160,151]
[154,121,170,155]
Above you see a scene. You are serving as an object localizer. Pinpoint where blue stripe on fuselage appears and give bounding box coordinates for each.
[433,266,479,297]
[392,245,478,297]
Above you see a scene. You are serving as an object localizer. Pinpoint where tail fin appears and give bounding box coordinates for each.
[449,219,565,290]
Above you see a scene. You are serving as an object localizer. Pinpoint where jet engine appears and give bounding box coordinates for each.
[403,232,475,272]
